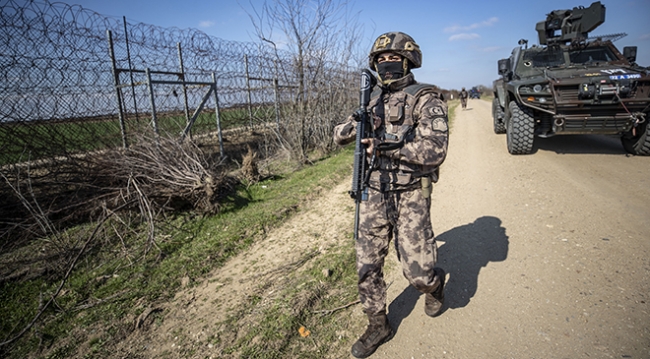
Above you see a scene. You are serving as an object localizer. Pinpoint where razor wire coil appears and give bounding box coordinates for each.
[0,0,358,164]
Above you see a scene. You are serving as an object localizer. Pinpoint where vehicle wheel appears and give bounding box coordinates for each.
[621,116,650,155]
[506,101,534,154]
[492,98,506,134]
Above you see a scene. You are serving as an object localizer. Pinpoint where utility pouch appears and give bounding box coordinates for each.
[421,176,432,198]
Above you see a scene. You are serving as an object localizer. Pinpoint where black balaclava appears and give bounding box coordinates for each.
[377,61,403,80]
[375,58,409,85]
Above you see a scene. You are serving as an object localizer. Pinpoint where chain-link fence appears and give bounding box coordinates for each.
[0,0,358,165]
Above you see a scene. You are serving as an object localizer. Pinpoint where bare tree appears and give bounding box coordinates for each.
[243,0,364,163]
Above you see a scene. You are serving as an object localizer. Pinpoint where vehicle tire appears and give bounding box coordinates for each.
[621,116,650,155]
[492,98,506,134]
[506,101,534,154]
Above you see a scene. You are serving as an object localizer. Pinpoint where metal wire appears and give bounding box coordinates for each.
[0,0,357,164]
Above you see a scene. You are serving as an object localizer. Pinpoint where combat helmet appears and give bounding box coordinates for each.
[368,32,422,69]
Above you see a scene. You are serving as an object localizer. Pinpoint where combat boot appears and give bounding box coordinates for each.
[424,267,445,317]
[351,311,394,358]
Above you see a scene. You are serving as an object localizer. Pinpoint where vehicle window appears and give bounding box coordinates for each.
[569,47,617,64]
[523,48,565,67]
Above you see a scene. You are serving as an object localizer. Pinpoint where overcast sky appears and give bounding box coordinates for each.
[62,0,650,90]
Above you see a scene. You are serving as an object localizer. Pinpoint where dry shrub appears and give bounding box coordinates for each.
[241,144,260,183]
[0,135,238,251]
[88,136,233,214]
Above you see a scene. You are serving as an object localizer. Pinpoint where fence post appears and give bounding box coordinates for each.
[145,68,160,138]
[106,30,129,148]
[177,42,191,132]
[212,73,225,158]
[244,54,253,131]
[273,77,280,132]
[123,16,140,125]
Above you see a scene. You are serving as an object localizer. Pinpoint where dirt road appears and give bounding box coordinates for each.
[119,98,649,358]
[372,98,650,358]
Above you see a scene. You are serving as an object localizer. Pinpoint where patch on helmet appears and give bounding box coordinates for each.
[432,117,448,132]
[429,106,445,116]
[404,41,419,52]
[374,35,392,50]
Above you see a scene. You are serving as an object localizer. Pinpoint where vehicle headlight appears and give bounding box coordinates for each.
[521,83,551,106]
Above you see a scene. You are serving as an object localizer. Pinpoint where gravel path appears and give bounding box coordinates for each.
[371,98,650,359]
[113,98,649,359]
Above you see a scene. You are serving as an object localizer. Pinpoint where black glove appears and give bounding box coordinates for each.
[352,110,362,122]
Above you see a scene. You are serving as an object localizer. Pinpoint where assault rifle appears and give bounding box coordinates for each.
[349,69,376,241]
[349,69,407,240]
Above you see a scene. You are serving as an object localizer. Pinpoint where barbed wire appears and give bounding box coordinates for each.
[0,0,358,165]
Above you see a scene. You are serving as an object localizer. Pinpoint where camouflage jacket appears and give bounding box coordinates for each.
[333,73,449,190]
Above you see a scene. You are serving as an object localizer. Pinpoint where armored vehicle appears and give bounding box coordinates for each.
[492,1,650,155]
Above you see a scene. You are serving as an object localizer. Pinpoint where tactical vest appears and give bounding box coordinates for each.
[368,82,441,190]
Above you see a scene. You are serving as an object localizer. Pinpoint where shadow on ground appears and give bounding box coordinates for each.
[387,216,509,332]
[533,134,628,155]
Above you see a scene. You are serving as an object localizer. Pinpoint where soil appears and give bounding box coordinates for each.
[116,98,650,358]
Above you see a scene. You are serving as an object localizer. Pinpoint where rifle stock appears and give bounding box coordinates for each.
[350,69,376,241]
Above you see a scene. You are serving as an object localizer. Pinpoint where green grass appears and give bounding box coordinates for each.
[1,102,459,358]
[447,99,459,128]
[210,243,359,359]
[0,106,276,165]
[0,146,357,359]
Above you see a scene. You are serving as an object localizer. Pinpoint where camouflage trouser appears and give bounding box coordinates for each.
[356,185,439,315]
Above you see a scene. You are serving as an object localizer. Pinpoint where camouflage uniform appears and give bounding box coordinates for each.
[334,32,449,316]
[459,88,468,109]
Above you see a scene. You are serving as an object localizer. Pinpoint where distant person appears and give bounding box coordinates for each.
[459,87,468,109]
[333,31,449,358]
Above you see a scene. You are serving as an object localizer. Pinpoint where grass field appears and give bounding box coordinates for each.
[0,145,357,358]
[0,105,277,166]
[1,100,458,358]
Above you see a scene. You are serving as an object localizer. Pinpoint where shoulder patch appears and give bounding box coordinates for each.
[429,106,445,116]
[432,117,448,132]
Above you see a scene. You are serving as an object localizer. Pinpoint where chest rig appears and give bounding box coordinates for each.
[368,83,440,189]
[370,83,439,143]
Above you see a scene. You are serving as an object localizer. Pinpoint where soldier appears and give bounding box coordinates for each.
[333,32,449,358]
[459,87,468,109]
